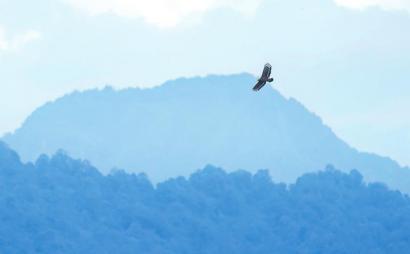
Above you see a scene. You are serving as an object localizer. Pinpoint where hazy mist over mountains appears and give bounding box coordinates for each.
[3,74,409,192]
[2,0,410,252]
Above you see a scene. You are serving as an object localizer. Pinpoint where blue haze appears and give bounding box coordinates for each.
[3,74,409,192]
[0,0,410,165]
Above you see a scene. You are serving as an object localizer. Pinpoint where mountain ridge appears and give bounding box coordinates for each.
[3,73,409,192]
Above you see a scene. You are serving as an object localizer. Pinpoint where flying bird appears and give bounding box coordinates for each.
[253,63,274,91]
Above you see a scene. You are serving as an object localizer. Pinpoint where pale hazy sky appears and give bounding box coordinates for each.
[0,0,409,166]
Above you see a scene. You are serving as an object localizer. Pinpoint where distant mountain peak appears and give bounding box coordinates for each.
[2,74,409,192]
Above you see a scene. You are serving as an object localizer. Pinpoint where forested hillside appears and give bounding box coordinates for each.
[0,142,409,254]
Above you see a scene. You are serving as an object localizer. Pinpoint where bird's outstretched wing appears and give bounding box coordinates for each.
[253,80,266,91]
[261,63,272,80]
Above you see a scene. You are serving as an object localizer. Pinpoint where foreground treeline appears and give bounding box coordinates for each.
[0,142,409,254]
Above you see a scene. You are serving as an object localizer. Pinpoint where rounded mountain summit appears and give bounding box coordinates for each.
[3,74,409,191]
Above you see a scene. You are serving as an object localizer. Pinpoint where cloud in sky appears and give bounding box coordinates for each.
[63,0,263,27]
[0,26,41,52]
[335,0,410,12]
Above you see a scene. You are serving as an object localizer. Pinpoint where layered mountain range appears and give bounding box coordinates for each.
[3,74,409,192]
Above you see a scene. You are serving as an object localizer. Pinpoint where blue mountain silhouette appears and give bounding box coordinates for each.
[3,74,409,191]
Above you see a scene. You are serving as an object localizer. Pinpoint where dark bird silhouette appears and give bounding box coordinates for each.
[253,63,274,91]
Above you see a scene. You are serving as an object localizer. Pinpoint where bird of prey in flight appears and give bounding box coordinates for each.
[253,63,274,91]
